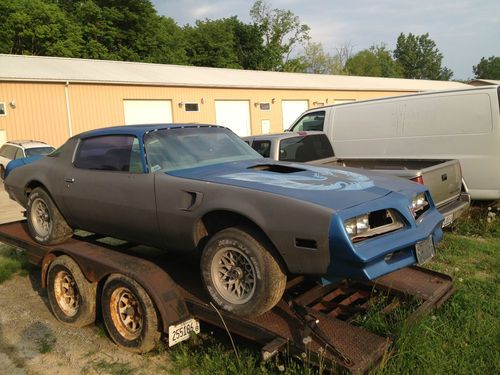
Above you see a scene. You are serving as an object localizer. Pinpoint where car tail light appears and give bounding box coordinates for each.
[411,175,424,185]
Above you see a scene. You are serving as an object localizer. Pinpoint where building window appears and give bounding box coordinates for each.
[259,102,271,111]
[184,103,199,112]
[0,103,6,116]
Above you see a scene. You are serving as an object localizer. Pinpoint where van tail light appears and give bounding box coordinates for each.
[411,175,424,185]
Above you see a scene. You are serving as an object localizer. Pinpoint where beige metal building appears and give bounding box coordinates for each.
[0,54,469,147]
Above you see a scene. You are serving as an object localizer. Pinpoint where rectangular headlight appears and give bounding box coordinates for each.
[344,214,369,237]
[411,193,429,218]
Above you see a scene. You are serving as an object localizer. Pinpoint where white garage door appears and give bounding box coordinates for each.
[215,100,251,136]
[282,100,309,130]
[123,100,173,125]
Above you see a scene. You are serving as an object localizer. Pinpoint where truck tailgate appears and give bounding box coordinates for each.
[419,160,462,208]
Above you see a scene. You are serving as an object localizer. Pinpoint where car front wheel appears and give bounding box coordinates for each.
[26,187,73,245]
[201,226,287,317]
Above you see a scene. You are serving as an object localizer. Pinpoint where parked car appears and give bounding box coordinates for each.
[4,124,444,317]
[0,140,55,179]
[287,85,500,200]
[243,131,470,227]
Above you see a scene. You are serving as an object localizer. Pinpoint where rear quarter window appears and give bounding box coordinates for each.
[0,145,18,159]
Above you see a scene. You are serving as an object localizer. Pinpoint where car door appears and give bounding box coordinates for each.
[61,135,161,246]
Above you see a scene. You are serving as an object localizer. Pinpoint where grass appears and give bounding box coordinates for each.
[0,244,30,283]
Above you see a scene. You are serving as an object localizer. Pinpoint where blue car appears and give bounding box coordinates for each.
[4,124,443,317]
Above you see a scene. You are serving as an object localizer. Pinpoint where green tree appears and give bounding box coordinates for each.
[250,0,310,71]
[298,42,342,74]
[473,56,500,79]
[0,0,82,56]
[345,44,402,77]
[393,33,452,80]
[185,18,242,69]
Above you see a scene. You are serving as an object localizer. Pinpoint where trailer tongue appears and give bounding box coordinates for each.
[0,221,454,373]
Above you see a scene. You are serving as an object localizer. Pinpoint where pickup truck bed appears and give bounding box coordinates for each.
[244,132,470,226]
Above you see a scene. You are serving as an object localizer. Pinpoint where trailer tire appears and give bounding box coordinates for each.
[201,226,286,317]
[47,255,97,327]
[101,274,161,353]
[27,187,73,245]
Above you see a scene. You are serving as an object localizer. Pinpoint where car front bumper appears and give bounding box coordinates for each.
[325,191,444,282]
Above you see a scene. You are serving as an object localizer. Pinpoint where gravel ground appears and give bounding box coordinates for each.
[0,270,173,375]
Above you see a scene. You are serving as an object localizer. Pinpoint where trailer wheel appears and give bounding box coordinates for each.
[27,187,73,245]
[201,226,286,317]
[47,255,97,327]
[102,274,161,353]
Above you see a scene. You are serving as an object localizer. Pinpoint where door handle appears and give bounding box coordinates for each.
[65,178,75,183]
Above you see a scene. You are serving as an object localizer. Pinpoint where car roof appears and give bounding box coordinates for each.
[74,124,227,139]
[5,140,52,148]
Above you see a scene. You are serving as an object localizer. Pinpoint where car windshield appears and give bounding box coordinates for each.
[144,127,262,172]
[25,147,55,157]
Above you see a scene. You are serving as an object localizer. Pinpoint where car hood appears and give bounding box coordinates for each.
[168,160,424,211]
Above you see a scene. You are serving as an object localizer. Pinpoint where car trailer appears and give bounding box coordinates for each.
[0,221,455,373]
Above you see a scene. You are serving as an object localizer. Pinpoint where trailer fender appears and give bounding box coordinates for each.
[40,245,190,333]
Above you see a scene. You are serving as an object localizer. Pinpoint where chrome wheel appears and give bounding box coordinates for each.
[211,247,256,305]
[30,197,51,237]
[109,287,143,340]
[53,270,79,317]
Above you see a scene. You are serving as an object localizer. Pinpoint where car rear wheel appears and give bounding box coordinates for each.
[27,187,73,245]
[201,226,287,317]
[101,274,162,353]
[47,255,97,327]
[0,165,5,180]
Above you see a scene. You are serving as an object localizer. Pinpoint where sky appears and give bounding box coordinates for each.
[151,0,500,80]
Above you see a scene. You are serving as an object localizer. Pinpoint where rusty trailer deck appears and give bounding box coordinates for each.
[0,221,455,374]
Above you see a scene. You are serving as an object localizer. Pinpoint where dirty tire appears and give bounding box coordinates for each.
[201,226,287,317]
[27,187,73,245]
[102,274,161,353]
[47,255,97,327]
[0,165,4,180]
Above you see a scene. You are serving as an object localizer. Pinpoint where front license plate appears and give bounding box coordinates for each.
[168,318,200,347]
[442,214,453,227]
[415,236,435,265]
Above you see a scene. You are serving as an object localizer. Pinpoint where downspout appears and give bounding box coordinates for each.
[64,81,73,137]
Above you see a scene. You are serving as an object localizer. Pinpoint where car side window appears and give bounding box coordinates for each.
[2,145,17,160]
[291,111,326,131]
[74,135,143,173]
[14,147,25,159]
[251,140,271,158]
[279,134,334,162]
[0,145,7,158]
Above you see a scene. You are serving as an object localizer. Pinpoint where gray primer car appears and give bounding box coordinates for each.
[4,124,444,317]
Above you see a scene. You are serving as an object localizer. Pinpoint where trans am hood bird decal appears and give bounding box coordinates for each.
[221,166,374,191]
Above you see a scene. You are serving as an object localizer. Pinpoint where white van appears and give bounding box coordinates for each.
[288,85,500,200]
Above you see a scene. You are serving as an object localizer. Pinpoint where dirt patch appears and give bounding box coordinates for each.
[0,271,173,374]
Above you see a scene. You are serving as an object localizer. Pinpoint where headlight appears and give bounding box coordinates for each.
[344,210,404,242]
[411,193,429,218]
[344,214,370,237]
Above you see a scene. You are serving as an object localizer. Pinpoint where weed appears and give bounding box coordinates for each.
[37,333,56,354]
[450,204,500,238]
[89,359,136,375]
[0,245,31,283]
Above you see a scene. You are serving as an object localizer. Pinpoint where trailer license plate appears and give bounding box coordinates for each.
[168,318,200,347]
[415,236,435,265]
[442,214,453,227]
